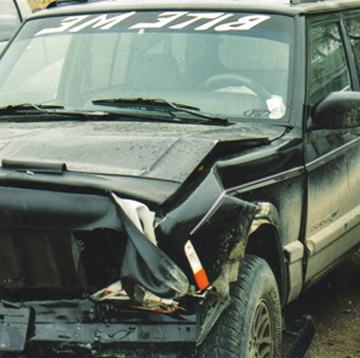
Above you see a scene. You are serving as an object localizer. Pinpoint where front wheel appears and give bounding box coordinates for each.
[197,255,282,358]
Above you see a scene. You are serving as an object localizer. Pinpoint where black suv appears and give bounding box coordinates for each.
[0,0,360,357]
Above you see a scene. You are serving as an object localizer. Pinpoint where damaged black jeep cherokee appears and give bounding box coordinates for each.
[1,0,360,356]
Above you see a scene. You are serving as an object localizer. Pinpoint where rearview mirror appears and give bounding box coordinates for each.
[311,91,360,129]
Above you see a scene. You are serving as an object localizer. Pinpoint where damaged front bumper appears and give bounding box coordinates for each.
[0,299,198,358]
[0,187,199,355]
[0,300,316,358]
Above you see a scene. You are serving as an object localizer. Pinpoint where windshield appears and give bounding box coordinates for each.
[0,11,293,121]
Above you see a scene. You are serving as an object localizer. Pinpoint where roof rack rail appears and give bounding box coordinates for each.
[290,0,326,4]
[46,0,103,8]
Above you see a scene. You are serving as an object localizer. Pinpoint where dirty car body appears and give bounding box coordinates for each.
[1,0,360,357]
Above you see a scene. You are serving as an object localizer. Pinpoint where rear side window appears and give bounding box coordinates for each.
[0,0,21,42]
[308,22,351,105]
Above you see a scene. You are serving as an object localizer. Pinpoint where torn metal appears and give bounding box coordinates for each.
[0,166,259,356]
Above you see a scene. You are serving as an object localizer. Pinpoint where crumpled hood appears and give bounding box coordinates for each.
[0,120,285,183]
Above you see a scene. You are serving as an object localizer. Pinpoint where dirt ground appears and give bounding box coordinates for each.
[282,249,360,358]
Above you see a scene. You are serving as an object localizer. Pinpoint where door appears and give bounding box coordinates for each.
[304,19,360,284]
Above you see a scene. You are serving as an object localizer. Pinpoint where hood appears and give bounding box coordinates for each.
[0,120,285,183]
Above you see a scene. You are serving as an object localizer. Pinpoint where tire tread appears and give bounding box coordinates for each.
[197,255,281,358]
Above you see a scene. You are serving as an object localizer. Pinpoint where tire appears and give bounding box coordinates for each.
[197,255,282,358]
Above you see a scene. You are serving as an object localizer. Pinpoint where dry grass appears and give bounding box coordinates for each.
[28,0,52,12]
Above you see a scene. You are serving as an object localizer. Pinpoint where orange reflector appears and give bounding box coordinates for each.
[194,267,209,291]
[184,240,209,290]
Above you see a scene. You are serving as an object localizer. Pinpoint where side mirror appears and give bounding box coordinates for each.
[311,91,360,129]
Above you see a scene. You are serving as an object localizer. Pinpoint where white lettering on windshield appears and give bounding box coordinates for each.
[129,11,187,29]
[69,12,136,32]
[35,16,88,36]
[35,12,271,36]
[194,13,234,31]
[169,12,225,29]
[215,15,271,31]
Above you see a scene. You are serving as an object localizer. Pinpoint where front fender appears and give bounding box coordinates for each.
[157,171,258,284]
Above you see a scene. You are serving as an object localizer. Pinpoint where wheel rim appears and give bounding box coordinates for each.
[249,299,274,358]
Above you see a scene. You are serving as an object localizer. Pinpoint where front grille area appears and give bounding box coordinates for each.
[0,227,126,301]
[73,229,127,292]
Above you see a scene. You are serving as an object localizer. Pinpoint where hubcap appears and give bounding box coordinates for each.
[249,299,274,358]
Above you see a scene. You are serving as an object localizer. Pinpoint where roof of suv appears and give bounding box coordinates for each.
[29,0,360,19]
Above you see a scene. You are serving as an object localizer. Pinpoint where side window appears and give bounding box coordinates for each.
[346,18,360,83]
[308,22,351,105]
[0,0,21,42]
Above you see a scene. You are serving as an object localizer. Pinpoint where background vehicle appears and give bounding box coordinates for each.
[0,0,31,54]
[0,0,360,357]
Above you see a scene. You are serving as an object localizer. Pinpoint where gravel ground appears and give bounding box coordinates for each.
[282,249,360,358]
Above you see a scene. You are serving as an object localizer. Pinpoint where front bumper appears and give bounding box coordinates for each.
[0,299,197,358]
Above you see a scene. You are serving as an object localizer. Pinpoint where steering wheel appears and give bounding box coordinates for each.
[199,73,271,103]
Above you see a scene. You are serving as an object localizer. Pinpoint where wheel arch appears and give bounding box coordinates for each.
[245,203,288,305]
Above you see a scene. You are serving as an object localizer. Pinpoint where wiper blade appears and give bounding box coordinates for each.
[0,103,110,120]
[93,98,199,110]
[0,103,65,114]
[92,97,230,125]
[0,102,189,124]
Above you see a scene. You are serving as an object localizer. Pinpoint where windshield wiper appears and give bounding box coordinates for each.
[0,101,230,125]
[0,103,110,120]
[92,97,230,125]
[0,103,65,114]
